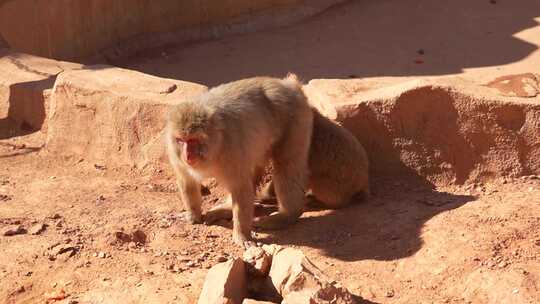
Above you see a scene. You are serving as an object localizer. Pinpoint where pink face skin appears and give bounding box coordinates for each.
[176,137,202,166]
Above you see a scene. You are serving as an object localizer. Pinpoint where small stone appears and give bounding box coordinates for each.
[98,252,107,258]
[94,164,107,170]
[131,230,147,244]
[242,299,276,304]
[243,247,272,277]
[216,256,228,263]
[3,225,27,236]
[386,290,395,298]
[261,244,282,256]
[270,248,355,303]
[28,223,47,235]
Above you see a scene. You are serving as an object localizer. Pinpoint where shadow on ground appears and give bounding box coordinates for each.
[122,0,540,86]
[256,178,474,262]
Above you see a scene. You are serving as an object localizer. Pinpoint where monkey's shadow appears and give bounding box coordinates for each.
[251,178,474,262]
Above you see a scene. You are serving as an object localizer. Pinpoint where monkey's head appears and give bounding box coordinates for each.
[167,101,224,169]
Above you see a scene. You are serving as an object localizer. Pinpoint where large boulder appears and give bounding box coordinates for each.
[198,258,247,304]
[0,50,81,132]
[45,65,207,170]
[304,77,540,185]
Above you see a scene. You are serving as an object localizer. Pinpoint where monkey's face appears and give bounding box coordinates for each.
[174,134,208,166]
[168,101,224,169]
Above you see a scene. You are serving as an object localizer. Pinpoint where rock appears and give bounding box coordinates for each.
[242,299,276,304]
[56,246,79,261]
[198,258,247,304]
[107,229,147,246]
[114,231,132,243]
[0,50,82,132]
[281,286,356,304]
[216,297,234,304]
[131,229,147,244]
[261,244,283,257]
[28,223,47,235]
[269,248,355,304]
[247,276,281,303]
[3,225,27,236]
[46,66,207,171]
[49,213,62,220]
[243,247,272,277]
[304,78,540,185]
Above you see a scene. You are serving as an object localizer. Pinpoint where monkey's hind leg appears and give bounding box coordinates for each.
[254,126,311,230]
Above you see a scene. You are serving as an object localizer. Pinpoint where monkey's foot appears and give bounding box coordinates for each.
[177,211,203,224]
[232,232,256,249]
[253,212,298,230]
[204,209,232,225]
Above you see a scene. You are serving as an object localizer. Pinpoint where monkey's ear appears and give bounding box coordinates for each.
[285,72,301,83]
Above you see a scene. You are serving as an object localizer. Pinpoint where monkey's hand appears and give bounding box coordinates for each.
[177,211,203,224]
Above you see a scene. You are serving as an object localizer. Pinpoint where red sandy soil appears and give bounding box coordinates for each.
[123,0,540,87]
[1,132,539,304]
[2,0,540,303]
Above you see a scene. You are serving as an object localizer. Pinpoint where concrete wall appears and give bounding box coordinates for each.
[0,0,306,61]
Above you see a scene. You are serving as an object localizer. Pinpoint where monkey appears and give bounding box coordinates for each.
[205,107,370,228]
[166,74,313,247]
[258,108,370,209]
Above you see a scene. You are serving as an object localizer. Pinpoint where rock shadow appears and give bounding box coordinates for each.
[0,77,54,139]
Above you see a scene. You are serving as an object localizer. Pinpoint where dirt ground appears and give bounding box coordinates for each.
[123,0,540,87]
[1,132,539,304]
[2,0,540,303]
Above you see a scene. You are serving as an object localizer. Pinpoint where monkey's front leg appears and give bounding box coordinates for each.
[175,170,203,224]
[230,185,256,248]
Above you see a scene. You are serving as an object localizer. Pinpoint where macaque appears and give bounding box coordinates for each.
[166,74,313,247]
[259,109,370,209]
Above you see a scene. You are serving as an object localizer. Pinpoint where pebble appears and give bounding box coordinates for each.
[216,256,227,263]
[386,290,395,298]
[28,223,47,235]
[50,213,62,219]
[3,225,27,236]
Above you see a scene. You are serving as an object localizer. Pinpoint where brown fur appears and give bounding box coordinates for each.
[166,75,313,247]
[260,108,370,208]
